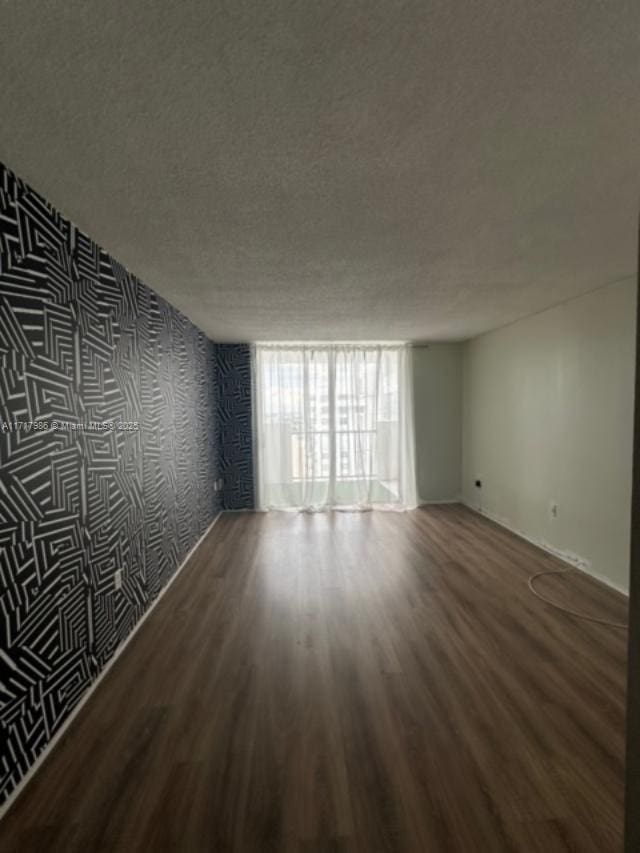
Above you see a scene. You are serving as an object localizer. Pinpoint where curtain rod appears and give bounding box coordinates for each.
[251,342,430,349]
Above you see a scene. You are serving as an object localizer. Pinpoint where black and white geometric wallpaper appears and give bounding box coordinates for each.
[216,344,254,510]
[0,162,222,805]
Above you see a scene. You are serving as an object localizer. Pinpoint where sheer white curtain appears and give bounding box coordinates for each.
[253,343,417,511]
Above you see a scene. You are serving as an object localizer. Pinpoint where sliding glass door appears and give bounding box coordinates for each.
[253,344,417,511]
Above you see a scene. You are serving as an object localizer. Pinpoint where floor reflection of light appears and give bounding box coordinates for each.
[253,511,408,613]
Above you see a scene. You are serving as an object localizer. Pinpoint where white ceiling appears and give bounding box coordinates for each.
[1,0,639,342]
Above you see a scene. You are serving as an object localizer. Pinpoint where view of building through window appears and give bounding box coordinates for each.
[254,345,416,510]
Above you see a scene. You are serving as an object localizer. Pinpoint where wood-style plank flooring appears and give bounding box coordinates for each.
[0,506,628,852]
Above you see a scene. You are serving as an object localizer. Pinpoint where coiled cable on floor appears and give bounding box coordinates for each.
[528,569,627,630]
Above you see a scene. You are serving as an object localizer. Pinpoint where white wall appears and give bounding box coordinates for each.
[462,279,636,592]
[413,344,463,502]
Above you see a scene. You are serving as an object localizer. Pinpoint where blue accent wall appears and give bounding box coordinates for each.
[216,344,255,510]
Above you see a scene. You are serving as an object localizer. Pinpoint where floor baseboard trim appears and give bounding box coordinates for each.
[463,501,628,597]
[0,511,222,822]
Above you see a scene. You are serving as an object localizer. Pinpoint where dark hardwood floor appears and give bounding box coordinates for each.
[0,505,628,852]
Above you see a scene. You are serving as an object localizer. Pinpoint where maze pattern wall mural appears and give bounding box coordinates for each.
[0,162,220,805]
[216,344,254,510]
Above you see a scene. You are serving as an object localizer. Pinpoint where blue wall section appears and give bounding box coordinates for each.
[216,344,255,510]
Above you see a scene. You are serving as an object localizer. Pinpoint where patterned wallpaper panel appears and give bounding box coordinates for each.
[0,162,221,804]
[216,344,254,510]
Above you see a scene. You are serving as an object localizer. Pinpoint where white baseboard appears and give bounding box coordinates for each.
[0,511,222,822]
[462,501,628,597]
[418,498,461,505]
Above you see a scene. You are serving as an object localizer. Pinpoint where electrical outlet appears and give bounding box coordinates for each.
[114,569,123,591]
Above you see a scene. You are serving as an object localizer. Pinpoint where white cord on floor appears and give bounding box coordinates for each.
[527,569,628,630]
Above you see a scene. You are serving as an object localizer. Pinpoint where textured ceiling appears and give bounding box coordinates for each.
[1,1,639,342]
